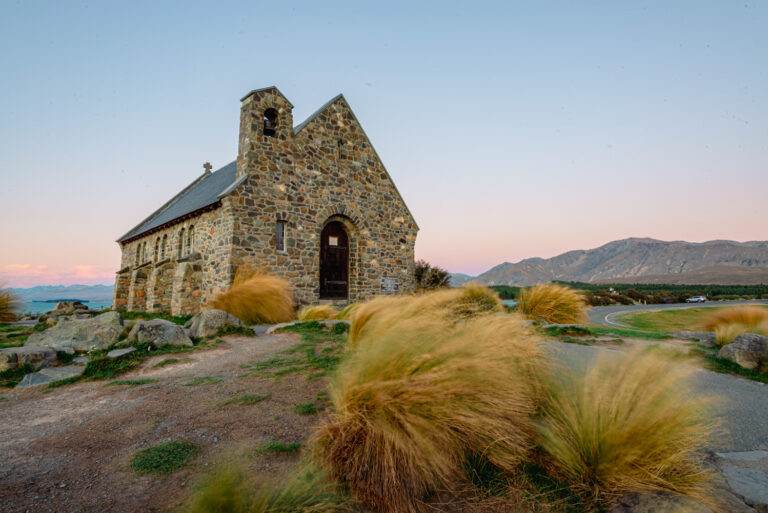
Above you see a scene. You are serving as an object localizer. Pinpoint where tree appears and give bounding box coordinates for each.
[414,260,451,291]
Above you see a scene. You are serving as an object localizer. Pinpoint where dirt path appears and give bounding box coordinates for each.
[0,332,327,513]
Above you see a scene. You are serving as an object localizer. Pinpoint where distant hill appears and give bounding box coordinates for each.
[471,238,768,286]
[11,284,114,302]
[449,273,475,287]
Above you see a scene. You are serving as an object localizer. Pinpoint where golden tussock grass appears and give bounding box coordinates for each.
[336,303,361,321]
[537,348,715,503]
[209,273,295,325]
[701,306,768,346]
[518,284,588,324]
[314,307,545,513]
[0,284,20,323]
[298,305,339,322]
[188,465,353,513]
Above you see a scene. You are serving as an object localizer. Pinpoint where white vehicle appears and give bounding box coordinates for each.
[685,295,707,303]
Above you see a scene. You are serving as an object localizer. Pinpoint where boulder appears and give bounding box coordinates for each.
[0,346,57,371]
[188,309,244,339]
[127,319,193,347]
[718,333,768,370]
[39,301,91,322]
[107,347,136,358]
[24,311,123,351]
[671,331,717,348]
[722,466,768,510]
[16,365,85,388]
[610,491,713,513]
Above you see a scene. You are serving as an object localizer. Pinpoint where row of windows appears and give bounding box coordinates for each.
[134,226,195,266]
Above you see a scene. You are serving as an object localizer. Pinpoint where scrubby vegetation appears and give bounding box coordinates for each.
[701,306,768,346]
[336,303,360,320]
[298,305,338,322]
[518,283,589,324]
[116,310,193,325]
[414,259,451,290]
[0,284,20,323]
[130,439,198,475]
[209,272,295,325]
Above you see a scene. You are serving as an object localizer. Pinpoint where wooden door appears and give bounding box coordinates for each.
[320,222,349,299]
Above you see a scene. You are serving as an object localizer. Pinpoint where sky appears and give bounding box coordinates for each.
[0,1,766,287]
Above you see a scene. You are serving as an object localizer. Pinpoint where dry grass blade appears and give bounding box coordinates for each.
[0,283,21,323]
[518,284,588,324]
[336,303,360,321]
[314,309,545,513]
[209,273,295,325]
[298,305,339,322]
[537,348,716,503]
[701,306,768,346]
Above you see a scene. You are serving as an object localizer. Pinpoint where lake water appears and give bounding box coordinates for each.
[22,301,113,315]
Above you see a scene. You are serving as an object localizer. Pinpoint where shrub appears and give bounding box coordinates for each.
[414,259,451,290]
[518,283,589,324]
[314,310,544,512]
[188,465,353,513]
[209,273,295,325]
[700,306,768,346]
[0,284,20,323]
[537,348,714,502]
[298,305,338,322]
[130,440,197,475]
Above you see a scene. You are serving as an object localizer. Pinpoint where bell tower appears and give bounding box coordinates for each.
[236,86,295,181]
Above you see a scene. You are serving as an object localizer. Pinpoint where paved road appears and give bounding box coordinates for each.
[588,300,768,327]
[543,340,768,452]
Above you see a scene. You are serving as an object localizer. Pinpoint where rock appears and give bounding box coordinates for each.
[722,466,768,510]
[718,333,768,370]
[39,301,91,322]
[72,356,90,365]
[716,451,768,462]
[25,311,123,351]
[671,331,717,347]
[16,365,85,388]
[610,491,713,513]
[127,319,193,347]
[106,347,136,358]
[0,346,58,371]
[188,309,244,339]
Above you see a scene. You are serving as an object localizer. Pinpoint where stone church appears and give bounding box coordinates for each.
[113,86,418,315]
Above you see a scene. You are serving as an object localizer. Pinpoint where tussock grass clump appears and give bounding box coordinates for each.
[518,283,589,324]
[537,348,715,503]
[314,309,544,513]
[188,465,353,513]
[209,273,295,325]
[452,283,504,317]
[0,284,20,323]
[701,306,768,346]
[298,305,338,322]
[336,303,360,321]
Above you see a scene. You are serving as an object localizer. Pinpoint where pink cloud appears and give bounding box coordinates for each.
[0,264,115,288]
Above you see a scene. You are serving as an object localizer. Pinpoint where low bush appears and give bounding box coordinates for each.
[130,439,197,475]
[209,273,295,325]
[537,348,714,503]
[295,402,324,415]
[701,306,768,346]
[518,283,589,324]
[298,305,338,322]
[314,307,544,512]
[256,441,302,454]
[0,363,33,387]
[414,259,451,290]
[0,284,20,323]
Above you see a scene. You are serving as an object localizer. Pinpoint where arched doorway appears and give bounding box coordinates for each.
[320,221,349,299]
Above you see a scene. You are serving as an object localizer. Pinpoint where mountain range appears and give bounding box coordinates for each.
[11,284,114,302]
[454,238,768,286]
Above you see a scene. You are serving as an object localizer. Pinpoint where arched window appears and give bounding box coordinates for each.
[161,234,168,260]
[153,237,160,262]
[139,242,145,263]
[178,228,185,258]
[263,108,278,137]
[187,225,195,255]
[135,243,140,266]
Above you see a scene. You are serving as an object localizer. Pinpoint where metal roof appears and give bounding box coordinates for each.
[117,161,237,242]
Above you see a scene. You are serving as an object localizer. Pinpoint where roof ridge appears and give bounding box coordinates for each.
[293,93,344,134]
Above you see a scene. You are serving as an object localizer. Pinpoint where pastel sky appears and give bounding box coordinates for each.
[1,1,766,287]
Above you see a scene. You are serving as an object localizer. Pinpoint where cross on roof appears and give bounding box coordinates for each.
[203,162,212,173]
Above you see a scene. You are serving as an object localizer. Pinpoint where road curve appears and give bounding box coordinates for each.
[588,300,768,327]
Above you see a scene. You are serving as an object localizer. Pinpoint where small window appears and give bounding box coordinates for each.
[161,234,168,260]
[187,225,195,254]
[177,228,185,258]
[135,244,140,266]
[263,108,278,137]
[153,237,160,262]
[276,220,286,252]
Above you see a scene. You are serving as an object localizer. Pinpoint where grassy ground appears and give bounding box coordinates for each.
[0,323,32,348]
[616,305,768,333]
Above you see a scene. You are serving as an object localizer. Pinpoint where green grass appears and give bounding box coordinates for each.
[699,353,768,383]
[105,378,159,386]
[0,396,7,401]
[462,451,507,497]
[116,309,193,325]
[0,364,33,387]
[294,402,324,415]
[213,325,256,338]
[153,357,193,368]
[56,351,75,364]
[255,441,302,455]
[0,325,31,348]
[183,375,223,386]
[541,324,668,342]
[241,322,346,379]
[218,393,270,406]
[130,440,197,475]
[617,305,768,333]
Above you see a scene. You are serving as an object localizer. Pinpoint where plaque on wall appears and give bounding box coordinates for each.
[328,236,338,246]
[380,276,399,294]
